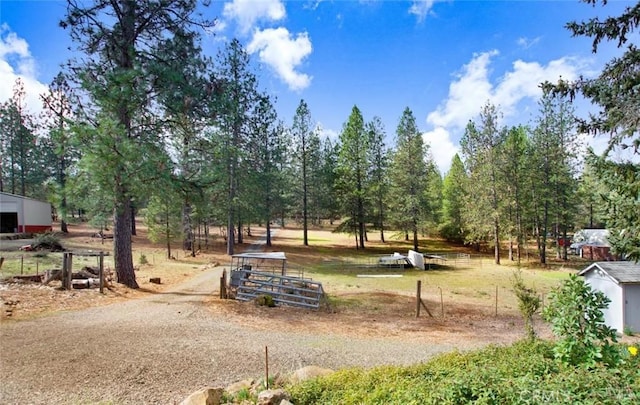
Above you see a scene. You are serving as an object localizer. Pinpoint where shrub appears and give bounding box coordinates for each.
[32,233,64,252]
[139,254,148,265]
[287,340,639,405]
[255,294,275,307]
[542,274,620,368]
[512,270,541,340]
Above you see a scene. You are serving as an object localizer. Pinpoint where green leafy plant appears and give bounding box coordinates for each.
[623,325,634,337]
[139,254,148,265]
[511,270,541,340]
[542,274,620,368]
[255,294,276,307]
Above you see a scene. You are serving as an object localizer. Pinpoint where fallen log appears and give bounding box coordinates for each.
[72,278,102,289]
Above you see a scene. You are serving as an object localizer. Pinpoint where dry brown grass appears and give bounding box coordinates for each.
[1,221,576,330]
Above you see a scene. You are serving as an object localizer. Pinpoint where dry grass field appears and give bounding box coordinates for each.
[0,220,584,343]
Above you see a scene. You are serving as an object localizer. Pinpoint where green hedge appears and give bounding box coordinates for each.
[288,340,640,404]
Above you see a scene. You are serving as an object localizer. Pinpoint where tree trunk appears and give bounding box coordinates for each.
[130,200,136,236]
[266,220,272,246]
[494,219,500,265]
[113,191,138,288]
[182,201,193,252]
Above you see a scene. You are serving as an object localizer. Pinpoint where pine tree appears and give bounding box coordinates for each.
[0,78,37,197]
[61,0,212,287]
[547,0,640,260]
[366,117,389,242]
[336,105,370,249]
[388,107,428,251]
[439,154,467,243]
[290,99,315,246]
[460,102,506,264]
[41,73,79,233]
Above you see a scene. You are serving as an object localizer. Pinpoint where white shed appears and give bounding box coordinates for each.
[579,262,640,333]
[0,192,52,233]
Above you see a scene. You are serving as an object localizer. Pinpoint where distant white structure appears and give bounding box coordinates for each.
[579,262,640,333]
[0,192,52,233]
[408,250,425,270]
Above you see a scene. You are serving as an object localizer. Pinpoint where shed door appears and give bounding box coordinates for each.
[624,285,640,333]
[1,212,18,233]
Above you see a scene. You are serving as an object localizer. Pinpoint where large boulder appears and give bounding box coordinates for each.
[179,387,224,405]
[257,388,290,405]
[288,365,335,384]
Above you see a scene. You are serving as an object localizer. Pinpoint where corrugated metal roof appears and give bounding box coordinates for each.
[579,262,640,284]
[231,252,286,260]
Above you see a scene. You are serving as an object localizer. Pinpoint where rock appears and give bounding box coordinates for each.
[289,365,335,384]
[257,389,290,405]
[179,387,224,405]
[225,379,254,396]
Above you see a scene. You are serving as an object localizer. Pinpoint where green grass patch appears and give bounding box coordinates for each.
[287,340,640,404]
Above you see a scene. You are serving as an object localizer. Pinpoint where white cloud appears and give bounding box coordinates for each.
[409,0,437,22]
[426,50,498,130]
[247,27,313,91]
[223,0,286,34]
[424,49,589,173]
[0,25,47,116]
[427,50,585,130]
[422,127,459,175]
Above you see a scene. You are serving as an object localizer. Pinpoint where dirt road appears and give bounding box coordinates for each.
[0,266,459,404]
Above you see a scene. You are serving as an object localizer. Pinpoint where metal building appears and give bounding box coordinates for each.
[579,261,640,333]
[0,192,52,233]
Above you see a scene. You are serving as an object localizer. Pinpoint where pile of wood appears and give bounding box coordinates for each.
[43,266,112,289]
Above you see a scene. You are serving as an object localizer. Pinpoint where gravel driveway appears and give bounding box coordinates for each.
[0,266,456,404]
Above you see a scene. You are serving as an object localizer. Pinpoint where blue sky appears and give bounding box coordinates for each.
[0,0,635,173]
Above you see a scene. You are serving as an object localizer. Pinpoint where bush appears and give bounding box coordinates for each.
[287,340,639,404]
[255,294,275,307]
[542,274,620,368]
[32,233,64,252]
[512,270,541,340]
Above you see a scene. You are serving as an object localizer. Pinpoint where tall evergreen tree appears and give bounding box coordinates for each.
[246,95,283,246]
[290,99,315,246]
[61,0,212,287]
[460,102,506,264]
[336,105,369,249]
[548,0,640,260]
[41,73,79,233]
[0,78,37,197]
[439,154,467,243]
[529,92,578,263]
[366,117,389,242]
[388,107,428,251]
[214,38,259,254]
[500,125,530,262]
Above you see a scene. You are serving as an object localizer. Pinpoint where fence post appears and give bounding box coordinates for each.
[20,255,24,275]
[416,280,421,318]
[99,252,105,294]
[495,285,498,317]
[438,286,444,317]
[265,346,269,389]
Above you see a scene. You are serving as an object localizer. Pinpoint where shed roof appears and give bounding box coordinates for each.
[571,229,610,248]
[231,252,286,260]
[579,261,640,284]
